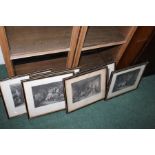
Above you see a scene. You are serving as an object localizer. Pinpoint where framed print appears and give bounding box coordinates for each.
[30,68,53,78]
[80,62,114,81]
[30,68,80,80]
[53,68,80,75]
[73,68,80,74]
[0,75,30,118]
[106,62,148,99]
[64,67,107,112]
[23,72,74,118]
[107,62,115,80]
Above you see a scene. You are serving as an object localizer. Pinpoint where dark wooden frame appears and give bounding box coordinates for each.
[106,62,148,100]
[64,66,108,113]
[22,70,75,119]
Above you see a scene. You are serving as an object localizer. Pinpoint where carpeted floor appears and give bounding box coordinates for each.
[0,65,155,129]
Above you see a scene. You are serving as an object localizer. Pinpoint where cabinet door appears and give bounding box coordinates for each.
[0,26,80,76]
[72,26,137,69]
[133,28,155,76]
[117,27,155,69]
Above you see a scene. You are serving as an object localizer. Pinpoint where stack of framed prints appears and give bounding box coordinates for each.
[0,68,80,118]
[0,62,148,119]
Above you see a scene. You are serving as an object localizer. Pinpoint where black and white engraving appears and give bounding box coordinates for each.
[112,69,140,92]
[72,75,101,103]
[10,83,25,107]
[32,81,64,108]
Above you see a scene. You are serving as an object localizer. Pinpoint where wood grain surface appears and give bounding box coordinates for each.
[6,26,72,60]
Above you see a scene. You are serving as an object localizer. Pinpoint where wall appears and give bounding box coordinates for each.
[0,46,5,64]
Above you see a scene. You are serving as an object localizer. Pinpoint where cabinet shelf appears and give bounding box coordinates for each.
[82,27,129,51]
[13,53,67,74]
[79,46,120,68]
[6,26,72,60]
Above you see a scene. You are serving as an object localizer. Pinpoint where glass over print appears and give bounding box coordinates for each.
[10,83,25,107]
[72,74,101,103]
[32,81,64,108]
[112,69,140,92]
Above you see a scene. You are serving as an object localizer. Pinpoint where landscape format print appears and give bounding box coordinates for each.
[72,74,101,103]
[112,69,140,92]
[32,81,64,108]
[10,83,25,107]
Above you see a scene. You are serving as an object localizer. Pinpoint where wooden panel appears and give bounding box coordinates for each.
[72,27,88,67]
[115,27,137,65]
[5,26,72,60]
[0,26,14,77]
[132,26,155,42]
[66,26,81,68]
[80,52,103,67]
[133,30,155,76]
[79,46,120,68]
[82,26,128,51]
[14,56,67,75]
[117,27,155,69]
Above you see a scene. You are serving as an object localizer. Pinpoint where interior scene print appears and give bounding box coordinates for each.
[32,81,64,108]
[71,74,101,103]
[112,69,140,92]
[10,83,25,107]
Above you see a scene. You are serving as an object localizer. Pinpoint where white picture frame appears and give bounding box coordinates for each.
[107,62,115,80]
[0,75,30,118]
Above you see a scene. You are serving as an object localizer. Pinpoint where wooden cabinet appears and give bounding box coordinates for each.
[72,26,137,68]
[0,26,138,77]
[115,26,155,76]
[133,28,155,76]
[117,26,155,69]
[0,26,80,76]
